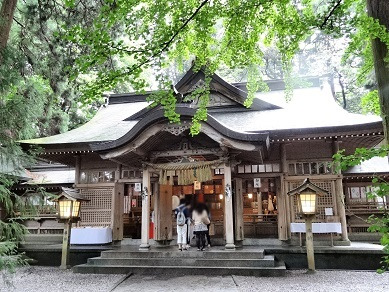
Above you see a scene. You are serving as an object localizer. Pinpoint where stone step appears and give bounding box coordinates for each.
[23,234,62,243]
[100,249,265,259]
[73,261,286,277]
[87,255,275,267]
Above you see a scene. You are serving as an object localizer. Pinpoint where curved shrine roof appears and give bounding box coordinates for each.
[22,102,148,145]
[212,85,381,133]
[21,70,382,149]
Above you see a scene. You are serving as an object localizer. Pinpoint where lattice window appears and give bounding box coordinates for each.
[289,180,334,222]
[237,163,280,174]
[79,188,113,227]
[288,161,333,176]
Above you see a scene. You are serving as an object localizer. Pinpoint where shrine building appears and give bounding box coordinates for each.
[21,67,386,248]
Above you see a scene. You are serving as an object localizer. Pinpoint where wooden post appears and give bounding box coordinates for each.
[280,143,291,239]
[154,184,173,242]
[257,192,263,220]
[74,155,81,185]
[112,183,124,241]
[333,139,349,242]
[60,218,72,269]
[277,176,288,240]
[234,178,244,242]
[153,182,159,241]
[140,167,151,249]
[335,178,349,241]
[224,162,235,249]
[305,214,315,272]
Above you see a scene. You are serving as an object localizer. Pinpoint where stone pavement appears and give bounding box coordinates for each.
[2,266,388,292]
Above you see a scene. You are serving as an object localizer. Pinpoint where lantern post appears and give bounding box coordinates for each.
[55,187,89,269]
[288,179,327,272]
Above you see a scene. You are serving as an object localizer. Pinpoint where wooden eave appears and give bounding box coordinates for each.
[287,178,328,196]
[267,121,383,141]
[91,106,269,152]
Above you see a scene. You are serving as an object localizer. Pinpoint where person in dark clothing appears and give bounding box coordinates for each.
[204,204,211,247]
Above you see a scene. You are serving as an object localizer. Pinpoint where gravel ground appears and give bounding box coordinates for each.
[0,266,122,292]
[1,267,388,292]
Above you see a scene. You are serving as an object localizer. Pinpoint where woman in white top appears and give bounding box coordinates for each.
[192,203,209,251]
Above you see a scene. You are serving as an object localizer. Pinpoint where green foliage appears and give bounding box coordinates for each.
[62,0,323,132]
[332,145,389,171]
[0,240,26,286]
[333,146,389,272]
[366,176,389,273]
[1,0,107,137]
[0,48,57,280]
[60,0,389,132]
[361,90,380,115]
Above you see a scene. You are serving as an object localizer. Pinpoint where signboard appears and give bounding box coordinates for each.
[194,181,201,190]
[134,183,142,192]
[254,178,261,188]
[131,199,137,208]
[325,208,334,216]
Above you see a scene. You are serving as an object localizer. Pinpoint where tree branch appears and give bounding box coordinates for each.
[13,17,24,28]
[320,0,343,29]
[334,67,347,109]
[159,0,209,53]
[119,0,210,78]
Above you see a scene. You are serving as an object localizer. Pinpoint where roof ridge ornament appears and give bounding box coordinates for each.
[162,124,190,136]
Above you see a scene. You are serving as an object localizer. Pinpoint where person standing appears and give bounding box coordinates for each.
[175,199,190,251]
[192,203,210,251]
[204,204,212,247]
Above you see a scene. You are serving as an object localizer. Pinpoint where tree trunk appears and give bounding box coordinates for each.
[0,0,17,59]
[367,0,389,143]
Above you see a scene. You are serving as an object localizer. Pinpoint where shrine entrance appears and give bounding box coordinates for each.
[148,158,229,244]
[95,112,270,249]
[238,177,279,239]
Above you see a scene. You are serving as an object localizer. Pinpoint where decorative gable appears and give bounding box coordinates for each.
[175,66,280,110]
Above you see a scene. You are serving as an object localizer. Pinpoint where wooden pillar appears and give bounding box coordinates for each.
[280,143,290,239]
[333,140,350,242]
[154,184,173,242]
[60,218,72,269]
[305,215,315,272]
[286,183,292,238]
[257,192,263,220]
[277,176,288,240]
[335,178,349,241]
[74,155,81,185]
[112,182,124,241]
[224,162,235,249]
[140,167,151,249]
[234,178,244,242]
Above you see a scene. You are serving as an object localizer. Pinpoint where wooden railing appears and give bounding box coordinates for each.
[346,202,389,215]
[243,214,278,223]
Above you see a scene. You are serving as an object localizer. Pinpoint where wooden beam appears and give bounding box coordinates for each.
[202,124,260,152]
[150,147,224,158]
[101,124,164,159]
[284,174,342,181]
[101,122,262,160]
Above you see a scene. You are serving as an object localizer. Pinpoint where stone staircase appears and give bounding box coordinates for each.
[73,247,286,276]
